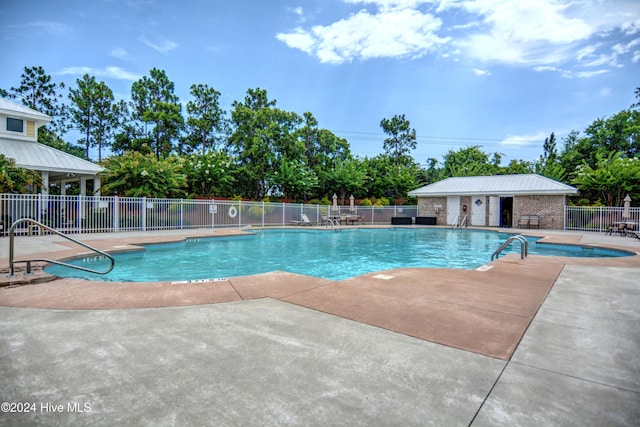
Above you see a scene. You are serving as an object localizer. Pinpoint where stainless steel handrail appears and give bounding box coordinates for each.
[491,235,528,261]
[451,214,468,229]
[451,214,460,228]
[8,218,115,277]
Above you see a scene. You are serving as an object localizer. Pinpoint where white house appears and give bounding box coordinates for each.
[408,174,579,229]
[0,98,103,195]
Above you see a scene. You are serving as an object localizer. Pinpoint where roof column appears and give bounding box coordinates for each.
[93,176,101,197]
[40,171,49,195]
[80,176,88,196]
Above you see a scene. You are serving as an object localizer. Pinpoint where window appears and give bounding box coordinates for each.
[7,117,24,133]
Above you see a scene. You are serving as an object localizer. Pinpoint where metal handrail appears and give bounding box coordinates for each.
[8,218,115,277]
[451,214,460,229]
[451,214,468,229]
[491,235,528,261]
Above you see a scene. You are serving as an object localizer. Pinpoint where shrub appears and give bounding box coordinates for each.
[248,206,263,219]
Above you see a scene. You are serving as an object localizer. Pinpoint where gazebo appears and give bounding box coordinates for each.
[0,98,103,195]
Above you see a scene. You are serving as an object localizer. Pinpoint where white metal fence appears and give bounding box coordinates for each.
[0,194,419,235]
[565,206,640,233]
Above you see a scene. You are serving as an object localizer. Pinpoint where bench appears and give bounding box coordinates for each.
[518,215,539,229]
[391,217,413,225]
[415,216,437,225]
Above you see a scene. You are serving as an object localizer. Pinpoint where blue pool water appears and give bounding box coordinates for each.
[46,228,631,281]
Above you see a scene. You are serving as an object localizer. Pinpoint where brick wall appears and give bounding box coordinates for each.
[417,196,447,225]
[514,195,566,229]
[418,194,568,229]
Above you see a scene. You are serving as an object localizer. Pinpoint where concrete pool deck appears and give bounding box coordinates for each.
[0,227,639,425]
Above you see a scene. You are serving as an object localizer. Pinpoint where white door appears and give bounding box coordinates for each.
[488,196,500,227]
[470,196,486,226]
[447,196,460,225]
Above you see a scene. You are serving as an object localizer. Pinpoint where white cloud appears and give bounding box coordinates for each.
[500,132,548,147]
[140,36,178,54]
[276,0,640,74]
[533,65,608,79]
[9,20,70,35]
[472,68,490,76]
[344,0,429,11]
[58,66,140,81]
[449,1,593,66]
[574,69,609,78]
[276,28,316,54]
[277,5,448,63]
[599,87,613,97]
[447,0,640,70]
[111,48,128,59]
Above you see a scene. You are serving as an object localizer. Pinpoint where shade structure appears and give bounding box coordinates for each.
[332,193,338,212]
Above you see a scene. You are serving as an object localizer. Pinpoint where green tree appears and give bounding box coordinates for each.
[572,151,640,206]
[183,84,227,155]
[228,88,303,199]
[111,100,150,155]
[571,109,640,168]
[130,68,183,159]
[99,152,187,198]
[0,154,42,193]
[441,146,500,177]
[503,159,533,175]
[270,158,318,201]
[327,157,367,204]
[559,130,583,181]
[535,132,566,181]
[419,158,441,185]
[6,66,69,137]
[380,114,417,166]
[183,151,236,197]
[297,113,351,197]
[69,74,117,161]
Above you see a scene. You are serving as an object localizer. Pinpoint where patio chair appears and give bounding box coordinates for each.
[529,215,540,229]
[607,222,626,236]
[291,213,316,226]
[518,216,530,228]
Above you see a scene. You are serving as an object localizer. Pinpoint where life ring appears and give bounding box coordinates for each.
[228,206,238,218]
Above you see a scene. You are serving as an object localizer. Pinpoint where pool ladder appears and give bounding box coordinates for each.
[7,218,115,277]
[491,235,528,261]
[451,214,468,229]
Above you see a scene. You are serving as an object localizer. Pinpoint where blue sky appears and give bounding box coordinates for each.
[1,0,639,165]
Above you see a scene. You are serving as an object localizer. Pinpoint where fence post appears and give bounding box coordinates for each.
[113,196,119,232]
[141,197,146,231]
[212,199,215,229]
[36,193,43,224]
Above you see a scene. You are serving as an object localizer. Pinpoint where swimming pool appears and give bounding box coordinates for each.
[45,228,632,282]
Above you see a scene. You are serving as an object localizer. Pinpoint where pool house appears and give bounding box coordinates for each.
[0,98,103,196]
[408,174,579,229]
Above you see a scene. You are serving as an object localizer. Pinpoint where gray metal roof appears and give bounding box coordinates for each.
[408,174,578,196]
[0,98,51,125]
[0,139,103,178]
